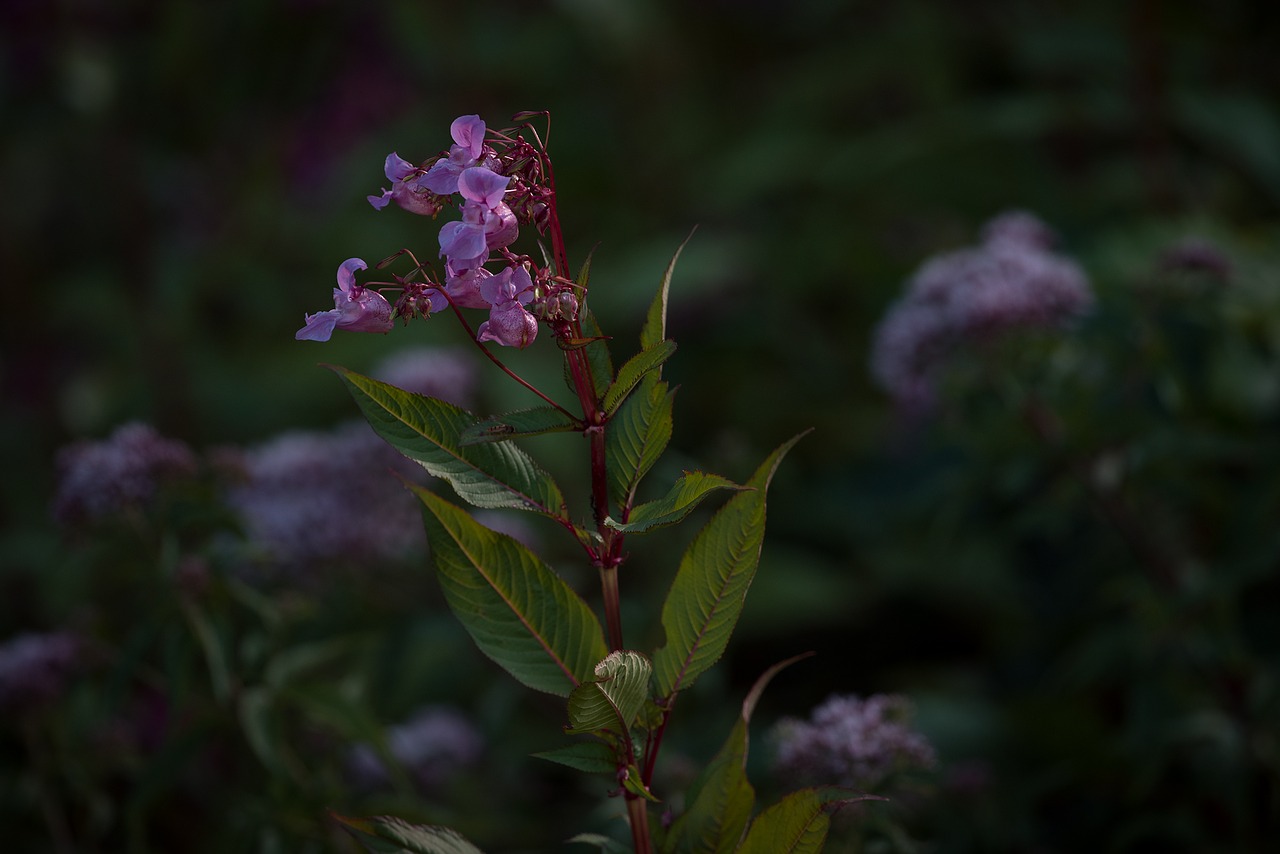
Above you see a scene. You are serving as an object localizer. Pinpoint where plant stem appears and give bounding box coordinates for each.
[599,564,624,652]
[626,795,653,854]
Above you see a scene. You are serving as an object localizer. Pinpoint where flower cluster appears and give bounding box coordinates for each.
[53,422,199,524]
[870,210,1094,409]
[345,705,484,790]
[0,631,83,712]
[296,114,580,349]
[224,421,429,568]
[769,693,937,791]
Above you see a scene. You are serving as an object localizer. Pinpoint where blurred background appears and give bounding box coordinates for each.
[3,0,1279,851]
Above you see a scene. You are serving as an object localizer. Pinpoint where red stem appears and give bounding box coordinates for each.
[626,795,653,854]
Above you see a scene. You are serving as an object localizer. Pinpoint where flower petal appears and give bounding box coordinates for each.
[296,310,340,342]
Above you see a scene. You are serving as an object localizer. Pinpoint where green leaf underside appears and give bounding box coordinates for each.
[603,340,677,415]
[664,717,753,854]
[411,483,608,697]
[331,367,564,515]
[653,432,809,699]
[641,228,696,351]
[605,374,674,505]
[737,790,829,854]
[566,650,653,735]
[461,406,579,445]
[333,813,485,854]
[533,740,617,774]
[605,471,744,534]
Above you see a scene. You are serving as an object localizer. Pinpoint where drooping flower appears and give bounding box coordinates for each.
[770,693,937,791]
[477,265,538,348]
[418,114,488,196]
[367,153,442,215]
[53,423,199,524]
[296,258,394,342]
[440,266,493,310]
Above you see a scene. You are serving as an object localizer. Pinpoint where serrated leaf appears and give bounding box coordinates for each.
[461,407,580,445]
[641,228,696,351]
[332,813,485,854]
[331,366,565,516]
[606,374,674,505]
[662,718,753,854]
[736,790,828,854]
[653,432,809,698]
[411,483,608,696]
[605,471,744,534]
[533,740,617,774]
[603,340,677,416]
[566,650,653,735]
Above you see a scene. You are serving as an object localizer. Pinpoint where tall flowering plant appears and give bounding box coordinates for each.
[297,112,864,852]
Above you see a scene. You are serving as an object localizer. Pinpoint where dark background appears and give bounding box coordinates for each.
[3,1,1279,851]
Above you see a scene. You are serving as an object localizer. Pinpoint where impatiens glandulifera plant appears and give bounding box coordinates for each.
[301,112,869,853]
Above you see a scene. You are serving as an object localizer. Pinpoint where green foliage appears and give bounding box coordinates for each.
[461,407,580,445]
[332,366,566,517]
[566,650,653,736]
[605,374,676,506]
[533,741,618,775]
[652,433,808,699]
[606,472,744,534]
[410,483,608,697]
[335,813,486,854]
[735,790,827,854]
[603,340,678,416]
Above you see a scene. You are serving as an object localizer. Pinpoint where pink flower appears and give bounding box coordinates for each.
[437,166,517,272]
[367,153,441,215]
[476,265,538,348]
[296,258,394,342]
[418,115,488,196]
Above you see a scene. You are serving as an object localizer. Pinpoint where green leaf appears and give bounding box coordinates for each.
[576,244,598,289]
[565,306,613,401]
[566,650,653,735]
[641,228,696,351]
[411,483,609,696]
[736,790,827,854]
[238,687,285,775]
[180,600,231,703]
[461,406,580,445]
[621,764,660,802]
[662,655,809,854]
[333,813,486,854]
[532,740,617,774]
[603,340,677,416]
[606,374,675,505]
[605,471,744,534]
[331,366,565,516]
[662,718,753,854]
[652,432,809,698]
